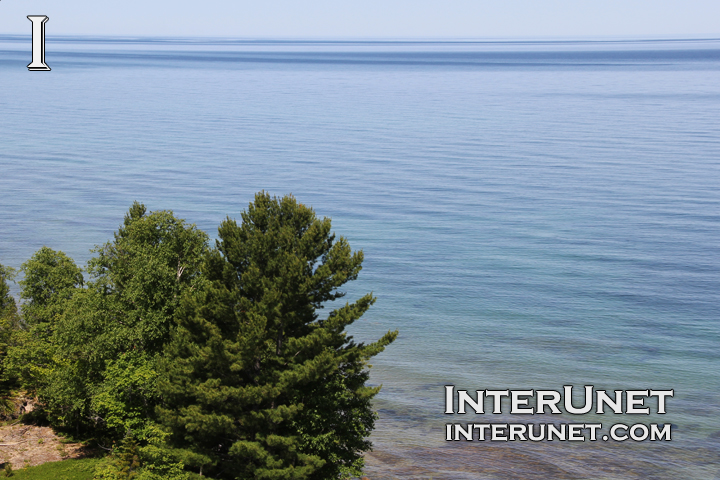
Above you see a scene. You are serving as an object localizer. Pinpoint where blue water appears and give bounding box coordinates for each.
[1,36,720,478]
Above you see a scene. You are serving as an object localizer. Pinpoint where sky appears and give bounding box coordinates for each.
[1,0,719,39]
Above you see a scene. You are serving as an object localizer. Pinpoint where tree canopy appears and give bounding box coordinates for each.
[0,194,396,480]
[51,202,208,442]
[0,263,19,399]
[4,248,83,397]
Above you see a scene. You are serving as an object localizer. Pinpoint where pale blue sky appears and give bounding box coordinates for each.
[1,0,719,38]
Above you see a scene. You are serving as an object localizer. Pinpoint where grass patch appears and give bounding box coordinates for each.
[4,458,101,480]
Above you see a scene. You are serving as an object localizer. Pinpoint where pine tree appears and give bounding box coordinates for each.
[157,192,397,479]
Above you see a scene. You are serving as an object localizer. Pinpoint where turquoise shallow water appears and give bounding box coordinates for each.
[1,36,719,478]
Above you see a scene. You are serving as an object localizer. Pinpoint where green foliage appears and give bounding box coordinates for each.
[92,440,142,479]
[93,437,210,480]
[4,249,82,396]
[0,264,20,395]
[0,264,17,321]
[1,195,396,479]
[18,247,83,327]
[88,351,159,435]
[47,202,208,443]
[71,202,208,358]
[157,192,397,480]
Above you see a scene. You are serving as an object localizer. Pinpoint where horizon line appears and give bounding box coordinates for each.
[2,33,720,44]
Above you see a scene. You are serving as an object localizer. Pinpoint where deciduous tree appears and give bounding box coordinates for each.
[5,248,82,396]
[50,202,208,442]
[0,263,20,400]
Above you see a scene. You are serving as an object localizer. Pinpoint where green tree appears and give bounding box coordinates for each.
[49,202,208,443]
[157,192,397,480]
[0,264,17,321]
[0,263,18,352]
[0,263,20,401]
[18,247,83,326]
[4,248,83,396]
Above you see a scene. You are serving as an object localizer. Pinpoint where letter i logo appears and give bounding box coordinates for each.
[27,15,51,71]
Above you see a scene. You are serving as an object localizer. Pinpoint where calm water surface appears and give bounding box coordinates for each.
[1,36,719,478]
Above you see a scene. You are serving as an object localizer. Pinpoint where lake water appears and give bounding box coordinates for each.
[1,36,719,478]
